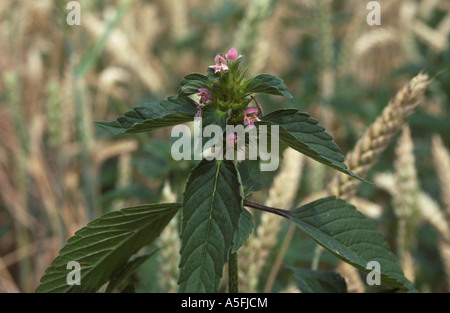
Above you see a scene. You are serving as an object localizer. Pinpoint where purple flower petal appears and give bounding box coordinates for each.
[225,48,242,62]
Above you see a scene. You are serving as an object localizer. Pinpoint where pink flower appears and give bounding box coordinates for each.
[198,88,212,104]
[209,55,229,73]
[225,48,242,62]
[243,108,261,129]
[226,133,237,147]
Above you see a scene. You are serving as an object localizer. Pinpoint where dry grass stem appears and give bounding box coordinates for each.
[375,173,450,242]
[418,193,450,242]
[440,239,450,291]
[83,13,166,93]
[431,135,450,219]
[157,183,180,292]
[348,197,382,219]
[336,261,365,293]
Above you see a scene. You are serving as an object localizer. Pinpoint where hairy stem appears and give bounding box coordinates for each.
[244,201,293,219]
[228,252,239,293]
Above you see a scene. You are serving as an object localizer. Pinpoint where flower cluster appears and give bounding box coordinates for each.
[209,48,242,74]
[194,48,262,146]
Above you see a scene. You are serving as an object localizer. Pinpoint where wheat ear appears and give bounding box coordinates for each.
[327,72,430,200]
[393,126,420,282]
[326,73,429,292]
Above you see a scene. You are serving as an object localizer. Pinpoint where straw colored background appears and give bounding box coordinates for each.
[0,0,449,292]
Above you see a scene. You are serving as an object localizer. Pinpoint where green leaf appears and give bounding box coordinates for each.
[291,267,347,293]
[237,159,262,192]
[206,68,220,81]
[106,251,157,293]
[200,105,230,147]
[178,73,211,98]
[232,208,254,253]
[36,203,180,293]
[94,96,198,135]
[201,105,229,131]
[178,159,243,292]
[289,196,415,292]
[243,74,293,98]
[260,109,370,184]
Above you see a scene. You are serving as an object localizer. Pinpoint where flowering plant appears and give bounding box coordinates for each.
[37,49,415,293]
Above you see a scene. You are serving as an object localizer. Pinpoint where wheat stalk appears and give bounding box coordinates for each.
[82,12,166,93]
[166,0,188,41]
[411,19,449,53]
[353,28,398,61]
[431,135,450,220]
[239,148,304,292]
[233,0,275,57]
[157,182,180,293]
[440,239,450,291]
[437,11,450,37]
[375,173,450,242]
[418,193,450,242]
[376,170,450,288]
[327,72,430,200]
[393,126,420,279]
[325,73,429,292]
[336,261,365,293]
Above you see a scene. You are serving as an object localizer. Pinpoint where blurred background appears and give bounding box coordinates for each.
[0,0,449,293]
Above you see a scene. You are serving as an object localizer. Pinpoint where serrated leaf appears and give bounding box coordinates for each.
[243,74,293,98]
[237,159,261,192]
[289,196,415,292]
[232,208,254,253]
[94,96,198,135]
[291,267,347,293]
[260,109,370,184]
[178,159,243,293]
[200,105,230,147]
[37,203,180,293]
[178,73,211,98]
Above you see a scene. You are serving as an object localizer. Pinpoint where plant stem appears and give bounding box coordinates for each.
[243,201,293,219]
[311,245,323,271]
[228,252,239,293]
